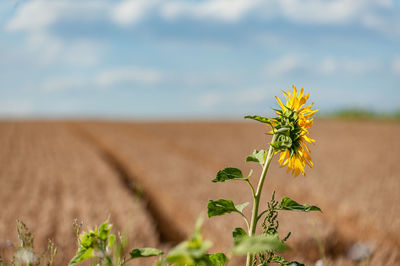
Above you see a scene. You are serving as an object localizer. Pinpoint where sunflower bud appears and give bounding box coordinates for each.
[271,134,292,150]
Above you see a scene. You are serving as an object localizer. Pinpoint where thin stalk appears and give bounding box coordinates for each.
[245,179,256,198]
[120,257,132,266]
[245,134,276,266]
[238,212,250,232]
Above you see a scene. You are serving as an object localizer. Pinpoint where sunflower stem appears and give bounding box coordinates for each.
[245,134,276,266]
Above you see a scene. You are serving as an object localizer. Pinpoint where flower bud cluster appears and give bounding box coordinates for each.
[271,108,302,156]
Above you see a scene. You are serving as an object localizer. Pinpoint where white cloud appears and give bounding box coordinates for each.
[265,54,304,77]
[198,88,271,108]
[111,0,400,36]
[6,0,400,41]
[5,0,59,32]
[24,32,104,66]
[319,57,380,75]
[40,67,163,92]
[392,56,400,75]
[111,0,159,26]
[271,0,400,37]
[5,0,109,67]
[265,54,382,77]
[318,57,381,75]
[26,32,62,64]
[341,59,380,75]
[5,0,109,32]
[277,0,363,25]
[161,0,262,22]
[41,76,89,92]
[231,88,270,104]
[111,0,263,25]
[157,0,400,37]
[63,40,104,66]
[320,58,337,75]
[96,67,162,87]
[198,92,223,107]
[361,12,400,37]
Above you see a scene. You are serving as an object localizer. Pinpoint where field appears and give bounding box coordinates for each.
[0,120,399,265]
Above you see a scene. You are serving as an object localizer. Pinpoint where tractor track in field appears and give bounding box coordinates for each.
[68,123,186,246]
[0,122,160,265]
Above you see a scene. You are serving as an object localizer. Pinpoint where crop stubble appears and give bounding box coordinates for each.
[0,122,157,265]
[0,120,399,265]
[81,119,400,265]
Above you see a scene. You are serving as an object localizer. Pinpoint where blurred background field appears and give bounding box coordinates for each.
[1,0,400,265]
[0,120,399,265]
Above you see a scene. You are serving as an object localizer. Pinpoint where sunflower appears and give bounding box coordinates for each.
[272,86,318,177]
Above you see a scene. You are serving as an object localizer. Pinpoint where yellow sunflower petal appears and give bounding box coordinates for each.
[275,96,285,110]
[303,135,315,144]
[299,87,304,98]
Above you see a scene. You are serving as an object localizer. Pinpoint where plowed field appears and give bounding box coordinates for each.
[0,120,399,265]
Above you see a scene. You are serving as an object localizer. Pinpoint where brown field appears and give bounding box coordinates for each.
[0,119,399,265]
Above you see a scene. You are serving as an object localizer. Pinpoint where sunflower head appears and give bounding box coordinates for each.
[272,85,318,177]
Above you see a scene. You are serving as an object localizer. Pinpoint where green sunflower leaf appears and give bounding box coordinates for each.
[208,253,228,266]
[246,149,267,165]
[212,168,246,182]
[231,234,288,255]
[235,202,249,213]
[232,227,247,245]
[244,115,271,124]
[68,247,94,265]
[278,197,322,212]
[129,248,163,259]
[97,221,112,241]
[207,199,247,218]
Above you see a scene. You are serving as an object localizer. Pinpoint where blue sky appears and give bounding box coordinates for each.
[1,0,399,119]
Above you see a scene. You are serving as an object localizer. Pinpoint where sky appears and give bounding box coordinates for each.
[1,0,399,119]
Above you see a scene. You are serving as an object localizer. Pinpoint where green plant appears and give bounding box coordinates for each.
[0,220,58,266]
[207,86,322,266]
[69,220,163,266]
[159,218,228,266]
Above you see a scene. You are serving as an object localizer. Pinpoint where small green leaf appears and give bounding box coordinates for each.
[68,247,94,265]
[208,199,236,217]
[130,248,163,259]
[279,197,322,212]
[208,253,228,266]
[244,115,271,124]
[165,252,194,265]
[232,228,247,245]
[231,235,288,255]
[235,202,249,213]
[165,218,212,265]
[246,150,267,165]
[208,199,248,218]
[108,234,115,249]
[98,221,112,241]
[212,168,245,182]
[80,232,96,248]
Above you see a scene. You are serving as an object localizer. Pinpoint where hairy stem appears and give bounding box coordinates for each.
[245,134,276,266]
